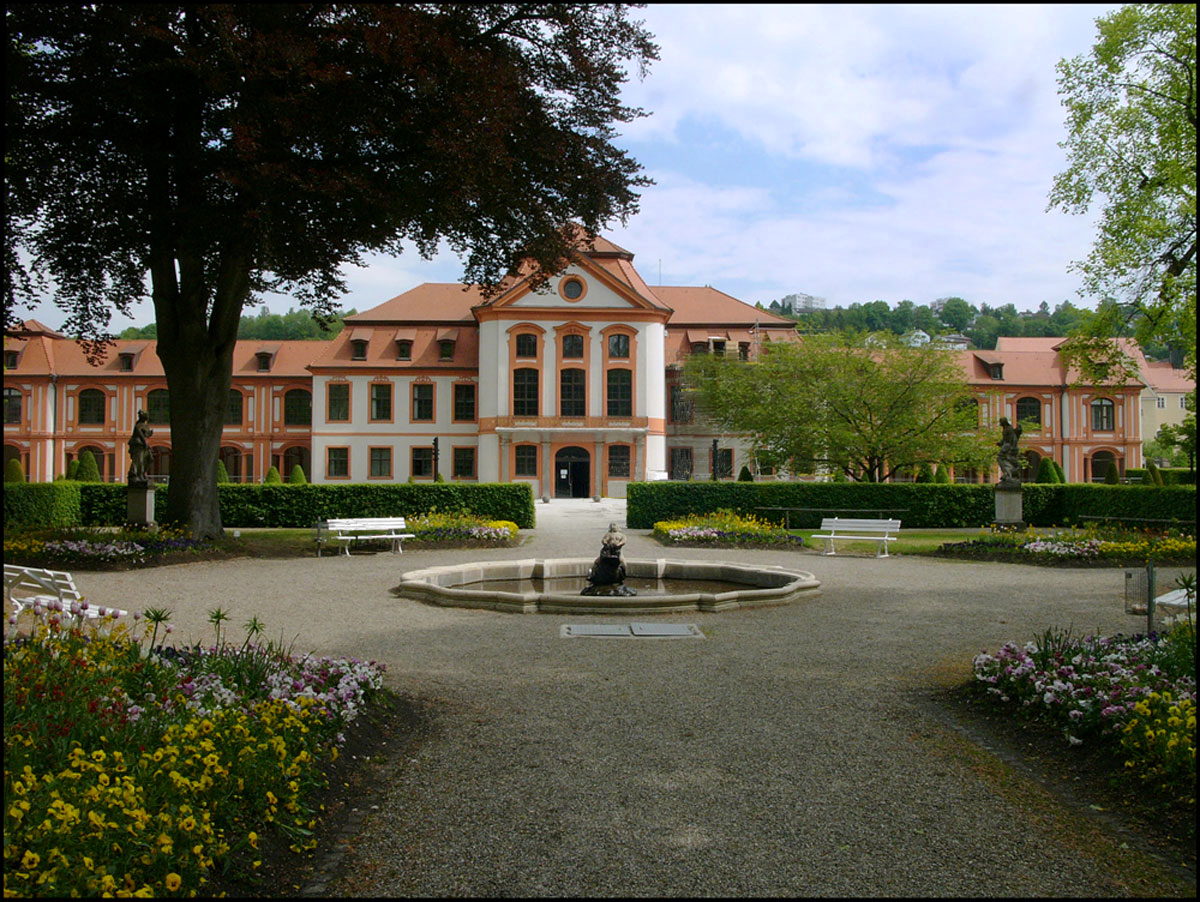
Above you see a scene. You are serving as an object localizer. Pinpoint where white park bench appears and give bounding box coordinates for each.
[3,564,128,622]
[815,517,902,558]
[315,517,416,557]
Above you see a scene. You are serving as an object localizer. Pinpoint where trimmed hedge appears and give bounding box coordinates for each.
[1126,467,1196,486]
[625,481,1196,530]
[70,481,537,530]
[3,482,82,528]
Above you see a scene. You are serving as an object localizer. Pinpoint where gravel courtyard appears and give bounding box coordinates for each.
[77,500,1194,897]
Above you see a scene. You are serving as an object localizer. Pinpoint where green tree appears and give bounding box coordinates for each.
[684,334,994,483]
[914,461,934,483]
[288,464,307,485]
[4,457,26,483]
[215,459,230,484]
[6,4,658,538]
[75,449,102,482]
[933,464,952,483]
[937,297,975,333]
[1104,460,1121,484]
[1049,4,1197,380]
[263,466,282,485]
[65,459,81,481]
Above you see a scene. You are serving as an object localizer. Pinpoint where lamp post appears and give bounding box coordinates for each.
[712,438,719,481]
[432,436,439,481]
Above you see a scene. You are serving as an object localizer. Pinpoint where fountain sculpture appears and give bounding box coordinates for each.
[581,522,637,596]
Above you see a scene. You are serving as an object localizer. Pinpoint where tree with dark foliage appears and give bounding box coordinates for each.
[6,4,658,537]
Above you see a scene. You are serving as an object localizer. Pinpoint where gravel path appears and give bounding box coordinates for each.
[76,500,1193,897]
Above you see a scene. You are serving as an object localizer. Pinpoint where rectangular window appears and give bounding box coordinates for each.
[351,340,368,361]
[453,383,476,422]
[439,341,455,360]
[738,342,750,361]
[1091,400,1115,431]
[1156,397,1166,409]
[669,447,693,481]
[1182,397,1188,409]
[608,333,630,358]
[3,389,21,424]
[607,369,632,417]
[396,341,412,360]
[326,447,349,479]
[283,390,311,426]
[78,392,106,425]
[453,447,476,479]
[669,384,693,424]
[5,351,18,369]
[370,383,392,421]
[560,369,586,417]
[369,446,392,478]
[147,391,170,425]
[516,333,538,357]
[514,445,538,477]
[327,383,350,422]
[513,369,539,417]
[711,340,726,357]
[411,446,434,478]
[224,391,243,426]
[412,383,434,421]
[608,446,631,478]
[562,334,584,359]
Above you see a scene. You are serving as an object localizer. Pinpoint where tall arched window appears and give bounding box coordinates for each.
[1090,398,1115,431]
[607,369,632,417]
[284,389,311,426]
[513,369,539,416]
[560,369,585,417]
[1015,396,1040,427]
[78,389,106,425]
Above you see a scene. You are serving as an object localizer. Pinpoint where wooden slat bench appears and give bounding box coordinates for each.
[815,517,902,558]
[315,517,416,556]
[3,564,128,622]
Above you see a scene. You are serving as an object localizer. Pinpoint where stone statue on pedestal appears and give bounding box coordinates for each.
[997,416,1023,488]
[127,409,153,485]
[581,522,637,597]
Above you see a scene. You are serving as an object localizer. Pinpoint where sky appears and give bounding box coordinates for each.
[21,2,1121,332]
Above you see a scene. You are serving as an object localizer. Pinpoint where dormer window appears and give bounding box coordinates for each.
[989,363,1003,380]
[256,352,272,372]
[6,350,20,369]
[396,340,412,360]
[691,342,708,355]
[351,340,368,361]
[119,353,135,372]
[439,340,455,360]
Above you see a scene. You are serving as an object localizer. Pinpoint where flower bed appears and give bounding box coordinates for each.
[936,526,1196,566]
[652,510,807,548]
[3,606,385,897]
[971,617,1196,805]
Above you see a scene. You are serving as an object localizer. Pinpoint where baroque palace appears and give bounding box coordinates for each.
[3,235,1193,494]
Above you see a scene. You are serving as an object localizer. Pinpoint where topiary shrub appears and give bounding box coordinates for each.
[75,450,102,482]
[914,462,934,483]
[65,459,80,481]
[1104,463,1121,484]
[434,471,446,483]
[1052,460,1066,483]
[289,464,307,485]
[933,465,951,484]
[1034,457,1060,484]
[737,465,754,482]
[263,465,283,485]
[1145,461,1165,486]
[216,459,231,484]
[5,457,27,483]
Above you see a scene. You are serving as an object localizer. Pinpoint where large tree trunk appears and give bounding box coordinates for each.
[157,335,234,539]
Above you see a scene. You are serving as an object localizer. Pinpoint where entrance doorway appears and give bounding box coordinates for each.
[555,446,591,498]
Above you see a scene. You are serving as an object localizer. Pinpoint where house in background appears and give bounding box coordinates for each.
[5,239,1194,489]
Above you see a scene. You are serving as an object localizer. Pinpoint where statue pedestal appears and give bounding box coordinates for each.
[126,484,156,527]
[994,485,1024,530]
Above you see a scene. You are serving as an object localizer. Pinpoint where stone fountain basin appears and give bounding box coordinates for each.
[393,558,821,615]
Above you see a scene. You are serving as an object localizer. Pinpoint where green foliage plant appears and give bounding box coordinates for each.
[737,465,754,482]
[216,459,231,484]
[288,464,307,485]
[1034,457,1061,484]
[914,462,934,483]
[1105,463,1121,484]
[933,465,952,483]
[75,449,102,482]
[5,457,27,483]
[263,466,282,485]
[1052,460,1066,483]
[65,459,80,481]
[3,481,81,528]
